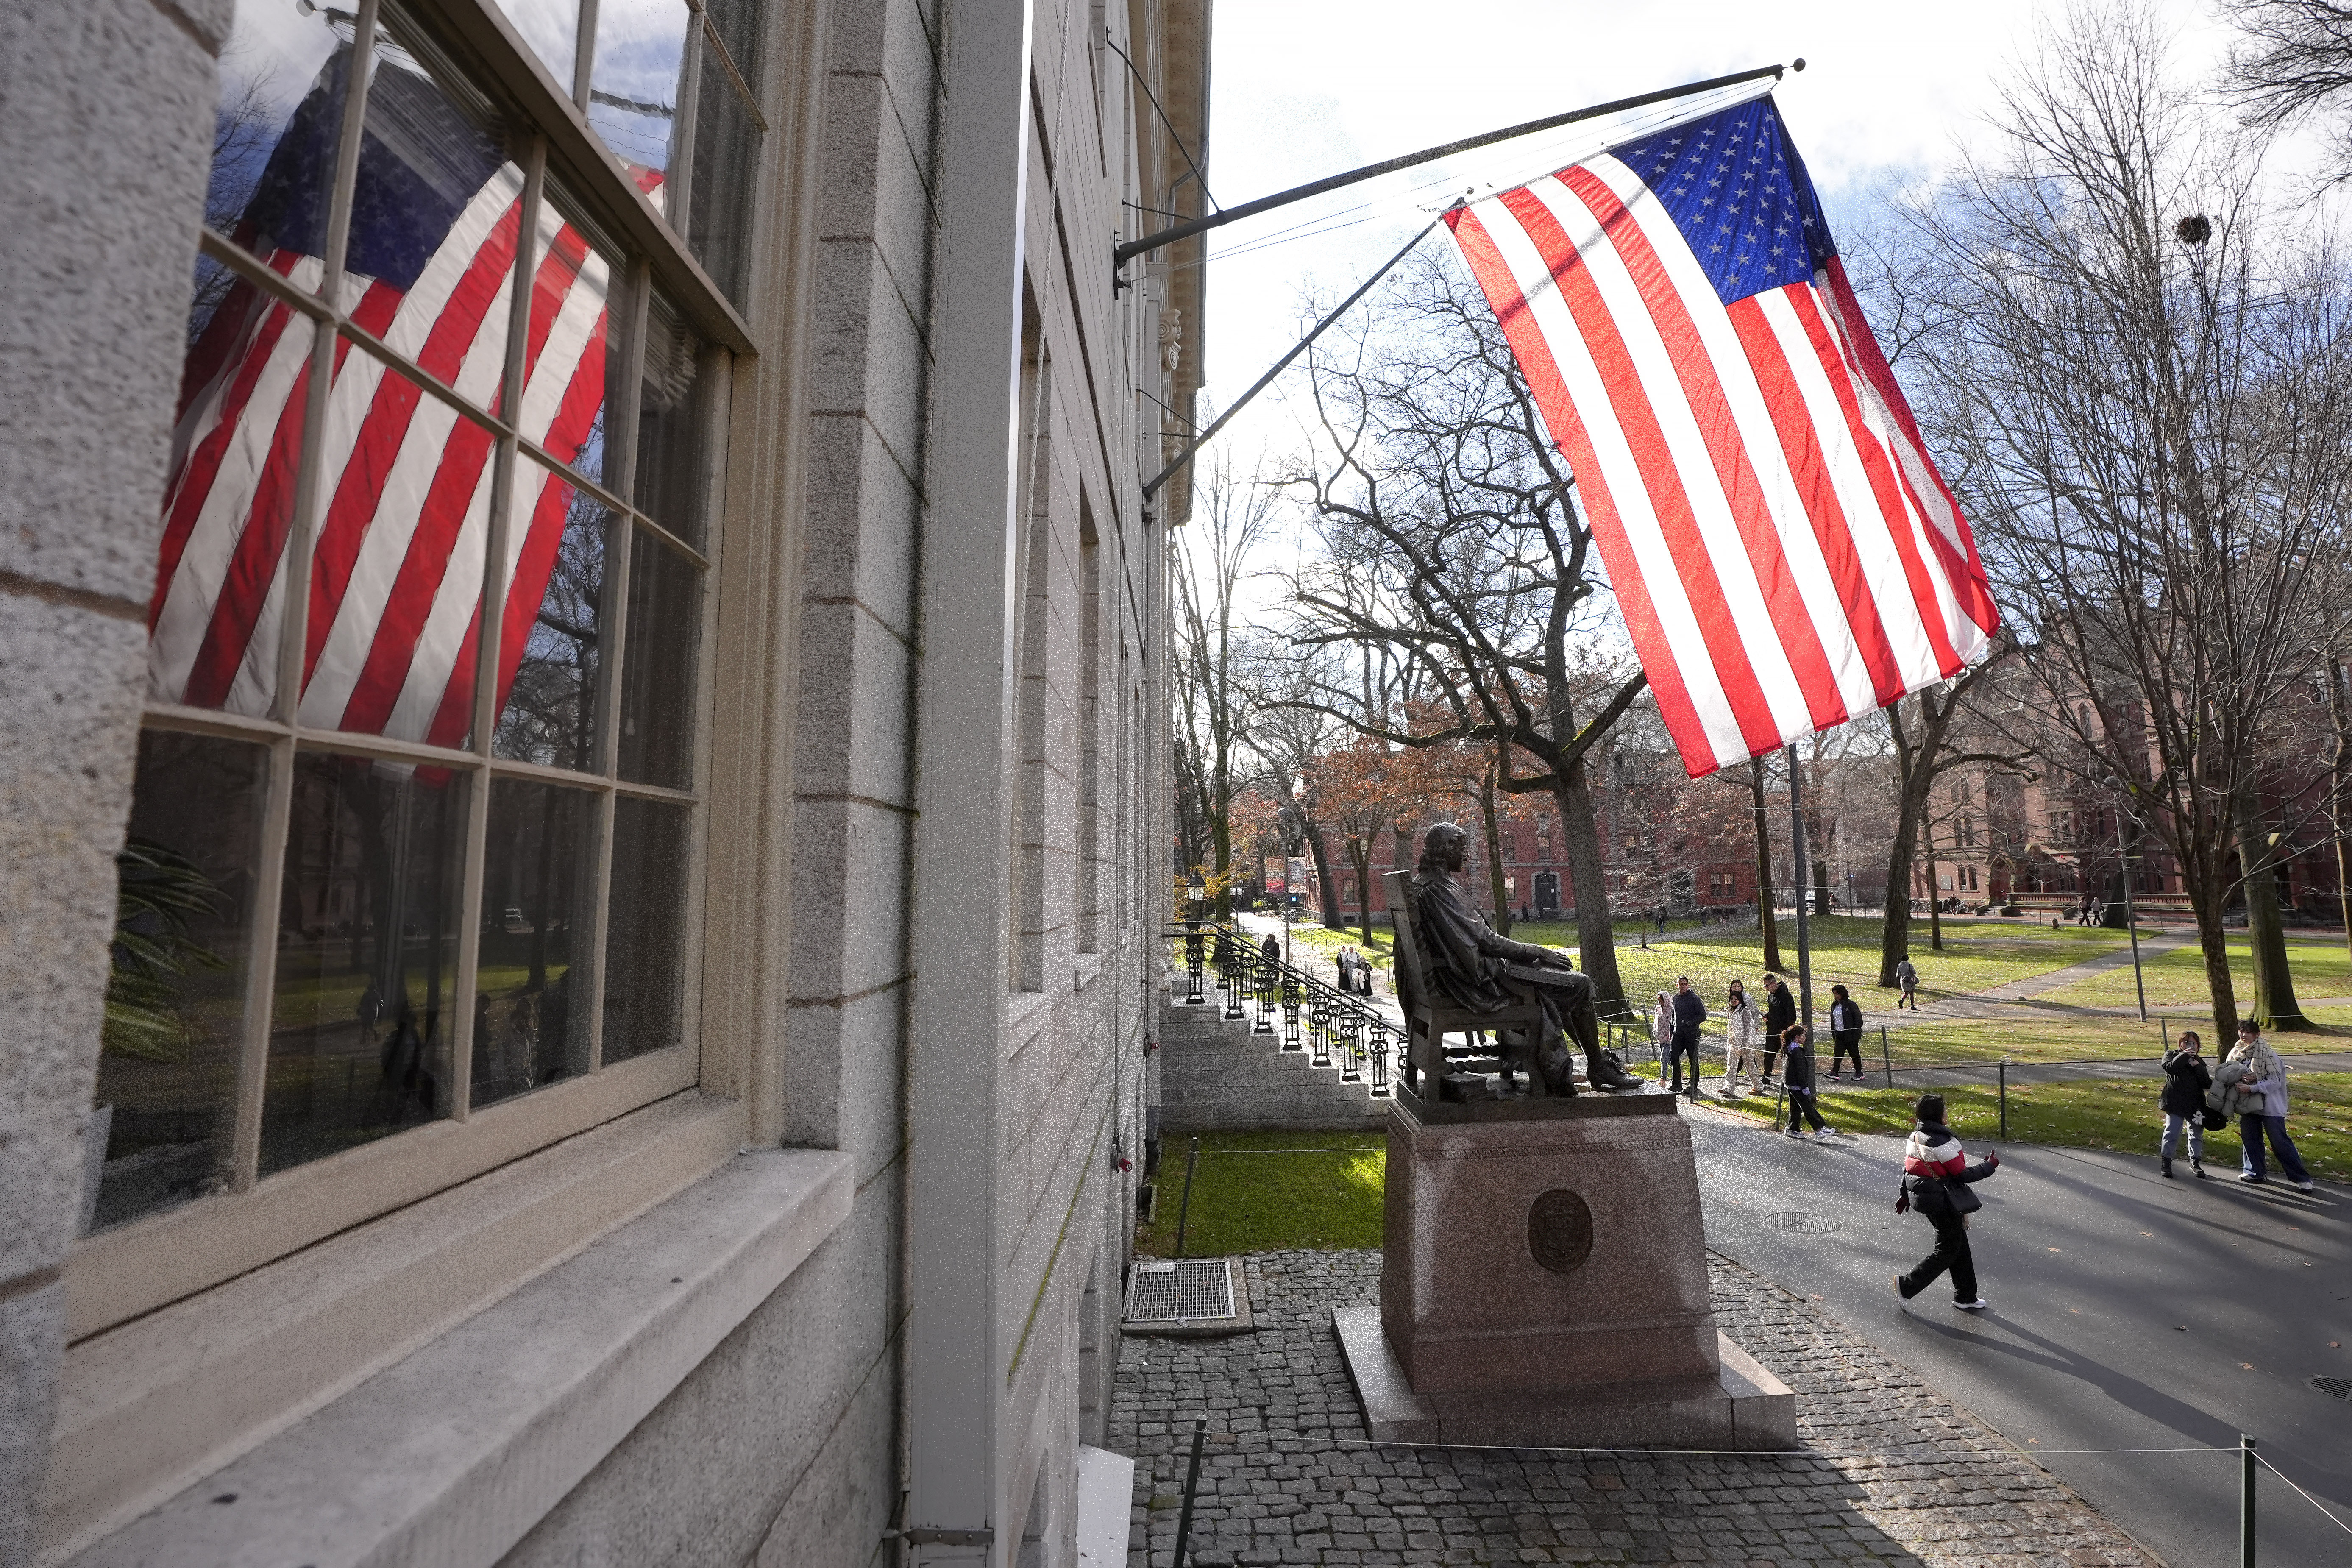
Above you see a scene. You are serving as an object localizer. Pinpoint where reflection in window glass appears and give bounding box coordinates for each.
[261,753,466,1176]
[617,529,700,788]
[295,343,505,751]
[702,0,763,85]
[90,732,269,1233]
[494,462,615,769]
[633,290,707,546]
[473,779,597,1107]
[204,0,352,273]
[687,42,761,303]
[489,0,582,95]
[525,184,621,487]
[151,287,317,716]
[603,797,688,1061]
[589,0,690,181]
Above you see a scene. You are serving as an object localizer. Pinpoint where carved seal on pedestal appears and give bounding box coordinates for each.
[1527,1186,1594,1273]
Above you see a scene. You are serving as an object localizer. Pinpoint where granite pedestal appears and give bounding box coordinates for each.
[1334,1088,1795,1450]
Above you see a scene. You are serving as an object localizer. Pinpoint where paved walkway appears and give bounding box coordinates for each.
[1115,1249,2159,1567]
[1685,1106,2352,1568]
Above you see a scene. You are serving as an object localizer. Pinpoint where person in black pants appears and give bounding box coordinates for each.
[1779,1025,1832,1140]
[1667,975,1706,1096]
[1826,984,1866,1081]
[1894,1093,2000,1311]
[1760,975,1795,1083]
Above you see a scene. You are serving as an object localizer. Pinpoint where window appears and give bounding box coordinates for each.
[92,0,754,1314]
[1342,878,1358,906]
[2049,809,2073,845]
[1708,870,1735,898]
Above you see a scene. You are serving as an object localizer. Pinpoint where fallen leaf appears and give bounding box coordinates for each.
[2048,1247,2062,1252]
[2175,1325,2188,1332]
[2242,1362,2256,1370]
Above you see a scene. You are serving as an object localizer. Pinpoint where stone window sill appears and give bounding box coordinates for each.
[50,1111,851,1568]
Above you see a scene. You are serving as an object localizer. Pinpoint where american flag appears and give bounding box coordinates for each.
[1445,97,1999,777]
[152,49,622,749]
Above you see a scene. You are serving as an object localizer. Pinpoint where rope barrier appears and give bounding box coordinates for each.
[2255,1449,2352,1539]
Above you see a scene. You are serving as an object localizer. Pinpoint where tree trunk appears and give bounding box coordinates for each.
[2187,875,2241,1044]
[1210,810,1233,921]
[1812,857,1833,916]
[1878,783,1925,988]
[1923,817,1945,951]
[1554,756,1624,1011]
[1478,767,1512,934]
[2330,656,2352,972]
[1300,815,1342,929]
[1748,764,1783,972]
[2234,779,2306,1029]
[1349,838,1375,946]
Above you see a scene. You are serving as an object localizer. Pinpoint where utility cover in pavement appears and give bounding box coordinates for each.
[1764,1211,1841,1234]
[1127,1258,1236,1323]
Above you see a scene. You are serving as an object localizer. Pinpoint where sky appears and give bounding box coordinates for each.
[1189,0,2251,490]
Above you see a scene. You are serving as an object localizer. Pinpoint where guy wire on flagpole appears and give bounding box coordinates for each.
[1114,60,1798,269]
[1141,215,1444,499]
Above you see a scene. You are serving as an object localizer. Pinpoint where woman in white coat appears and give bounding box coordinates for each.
[1651,991,1675,1073]
[1720,978,1764,1095]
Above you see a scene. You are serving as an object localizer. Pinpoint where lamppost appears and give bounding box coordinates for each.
[2101,777,2148,1021]
[1187,870,1207,927]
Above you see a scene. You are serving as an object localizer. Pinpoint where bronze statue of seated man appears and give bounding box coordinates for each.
[1406,823,1642,1095]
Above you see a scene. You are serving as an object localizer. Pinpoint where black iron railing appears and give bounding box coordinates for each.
[1166,923,1393,1097]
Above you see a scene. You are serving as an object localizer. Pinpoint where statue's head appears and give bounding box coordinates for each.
[1417,822,1469,874]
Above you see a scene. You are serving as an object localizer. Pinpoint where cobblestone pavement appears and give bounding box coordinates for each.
[1111,1250,2160,1567]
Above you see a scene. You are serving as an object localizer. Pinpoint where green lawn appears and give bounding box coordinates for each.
[1715,1073,2352,1184]
[1137,1130,1386,1256]
[2038,935,2352,1011]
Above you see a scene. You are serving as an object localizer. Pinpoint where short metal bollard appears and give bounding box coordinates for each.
[1170,1417,1208,1568]
[2241,1432,2257,1568]
[1174,1137,1200,1258]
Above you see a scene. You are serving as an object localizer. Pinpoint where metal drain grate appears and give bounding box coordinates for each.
[1127,1259,1236,1323]
[2311,1376,2352,1401]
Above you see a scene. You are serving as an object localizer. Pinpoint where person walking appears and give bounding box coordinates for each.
[1650,990,1675,1078]
[2159,1029,2211,1180]
[1892,1093,1999,1311]
[2229,1019,2316,1192]
[1761,974,1795,1083]
[1826,984,1866,1081]
[1667,975,1706,1097]
[1894,955,1919,1010]
[1720,979,1764,1095]
[1779,1025,1833,1142]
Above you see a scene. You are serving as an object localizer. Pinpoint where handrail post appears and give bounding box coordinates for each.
[1880,1023,1893,1087]
[1999,1058,2008,1140]
[2241,1433,2257,1568]
[1170,1418,1208,1568]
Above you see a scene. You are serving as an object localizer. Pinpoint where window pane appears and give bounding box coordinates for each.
[702,0,764,86]
[260,752,467,1177]
[89,732,269,1234]
[204,0,352,277]
[589,0,690,182]
[494,461,615,770]
[150,299,317,716]
[616,529,700,788]
[686,44,760,303]
[523,183,621,488]
[633,289,708,546]
[473,779,597,1107]
[603,797,688,1061]
[297,340,502,751]
[490,0,581,95]
[352,4,523,417]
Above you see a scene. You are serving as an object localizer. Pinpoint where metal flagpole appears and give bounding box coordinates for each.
[1114,62,1795,267]
[1143,218,1441,499]
[1785,744,1814,1039]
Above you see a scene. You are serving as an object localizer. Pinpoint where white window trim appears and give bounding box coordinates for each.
[41,1090,812,1563]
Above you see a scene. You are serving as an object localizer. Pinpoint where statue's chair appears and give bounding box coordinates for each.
[1383,870,1548,1096]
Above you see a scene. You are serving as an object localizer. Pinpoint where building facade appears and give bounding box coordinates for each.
[0,0,1206,1562]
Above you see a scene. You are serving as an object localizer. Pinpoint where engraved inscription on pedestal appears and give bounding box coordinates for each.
[1526,1187,1593,1274]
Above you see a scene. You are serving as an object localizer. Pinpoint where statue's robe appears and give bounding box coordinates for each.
[1406,870,1602,1068]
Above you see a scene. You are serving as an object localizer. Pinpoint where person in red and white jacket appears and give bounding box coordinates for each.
[1893,1094,2000,1311]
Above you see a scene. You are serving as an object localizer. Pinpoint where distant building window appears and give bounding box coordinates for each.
[1342,879,1357,905]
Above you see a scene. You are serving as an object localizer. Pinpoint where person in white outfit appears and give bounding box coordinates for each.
[1720,978,1763,1095]
[1651,990,1674,1073]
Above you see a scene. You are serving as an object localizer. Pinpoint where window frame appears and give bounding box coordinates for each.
[74,0,754,1340]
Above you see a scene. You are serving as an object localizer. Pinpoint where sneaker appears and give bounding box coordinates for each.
[1815,1129,1835,1142]
[1893,1273,1912,1303]
[2192,1163,2207,1179]
[2295,1180,2317,1194]
[1784,1128,1806,1139]
[1827,1072,1841,1081]
[2160,1159,2173,1178]
[1953,1298,1990,1312]
[2238,1173,2268,1186]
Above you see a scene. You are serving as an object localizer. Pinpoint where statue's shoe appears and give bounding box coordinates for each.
[1585,1060,1645,1092]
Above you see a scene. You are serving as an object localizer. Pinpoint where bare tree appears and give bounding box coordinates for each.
[2221,0,2352,182]
[1278,257,1648,1010]
[1903,2,2352,1036]
[1170,453,1278,917]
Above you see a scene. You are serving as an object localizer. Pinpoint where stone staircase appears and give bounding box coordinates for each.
[1156,998,1389,1131]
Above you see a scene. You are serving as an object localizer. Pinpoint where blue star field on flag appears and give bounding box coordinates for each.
[1605,98,1837,306]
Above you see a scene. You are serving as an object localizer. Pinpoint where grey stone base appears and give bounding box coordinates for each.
[1332,1305,1795,1451]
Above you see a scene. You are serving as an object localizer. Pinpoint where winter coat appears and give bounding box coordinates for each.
[1895,960,1918,989]
[2231,1040,2289,1117]
[1651,1000,1675,1049]
[1764,986,1796,1042]
[1828,997,1863,1038]
[2160,1049,2211,1118]
[1901,1119,1997,1217]
[1671,989,1707,1042]
[1780,1036,1815,1091]
[1726,997,1762,1051]
[2209,1059,2259,1120]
